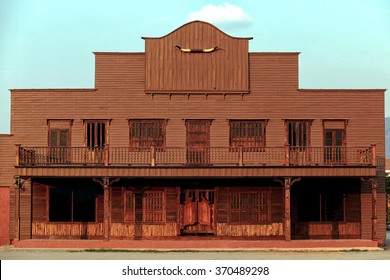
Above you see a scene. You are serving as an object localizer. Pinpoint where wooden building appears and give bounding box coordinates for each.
[0,21,387,246]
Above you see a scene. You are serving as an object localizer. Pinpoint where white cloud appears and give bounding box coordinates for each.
[187,2,252,28]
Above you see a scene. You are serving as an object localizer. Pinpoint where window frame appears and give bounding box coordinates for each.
[128,119,166,148]
[229,190,270,224]
[229,120,267,148]
[123,190,166,224]
[285,120,312,147]
[84,120,110,148]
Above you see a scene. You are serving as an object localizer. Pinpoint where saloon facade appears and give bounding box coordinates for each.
[0,21,387,246]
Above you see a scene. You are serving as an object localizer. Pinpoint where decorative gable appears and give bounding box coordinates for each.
[142,21,252,95]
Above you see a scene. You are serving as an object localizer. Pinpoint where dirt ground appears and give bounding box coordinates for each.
[1,232,389,260]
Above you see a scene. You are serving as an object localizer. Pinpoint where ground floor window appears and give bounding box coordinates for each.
[230,191,270,223]
[124,190,165,223]
[49,187,96,222]
[297,190,344,222]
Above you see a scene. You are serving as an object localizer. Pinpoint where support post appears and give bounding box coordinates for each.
[93,177,120,241]
[103,178,110,241]
[284,178,291,241]
[274,177,301,241]
[370,178,378,241]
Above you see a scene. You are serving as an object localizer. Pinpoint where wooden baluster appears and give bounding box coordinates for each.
[104,144,109,166]
[151,145,155,166]
[284,144,290,166]
[370,144,376,166]
[238,145,243,166]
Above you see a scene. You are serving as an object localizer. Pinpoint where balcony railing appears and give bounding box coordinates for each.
[16,145,376,167]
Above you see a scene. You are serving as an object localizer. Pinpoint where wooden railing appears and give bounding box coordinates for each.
[16,145,376,167]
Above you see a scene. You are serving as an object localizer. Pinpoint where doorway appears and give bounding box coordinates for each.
[180,189,215,235]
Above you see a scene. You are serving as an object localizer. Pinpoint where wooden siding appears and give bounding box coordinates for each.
[216,223,283,237]
[110,223,178,239]
[292,222,361,239]
[0,187,10,244]
[15,166,377,178]
[0,135,15,242]
[32,222,103,239]
[144,21,250,93]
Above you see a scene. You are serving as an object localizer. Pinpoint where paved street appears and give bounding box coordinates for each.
[1,232,389,260]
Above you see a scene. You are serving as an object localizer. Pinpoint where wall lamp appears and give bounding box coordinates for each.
[14,177,26,191]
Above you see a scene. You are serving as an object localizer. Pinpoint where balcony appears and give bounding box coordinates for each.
[16,145,375,167]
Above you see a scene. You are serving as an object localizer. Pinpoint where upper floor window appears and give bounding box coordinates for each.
[129,119,165,147]
[230,120,266,147]
[286,120,312,147]
[49,129,69,147]
[85,120,108,148]
[47,119,73,147]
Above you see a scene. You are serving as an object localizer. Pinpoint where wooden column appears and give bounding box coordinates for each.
[370,178,378,241]
[103,178,110,241]
[284,178,291,241]
[274,177,301,241]
[93,177,120,241]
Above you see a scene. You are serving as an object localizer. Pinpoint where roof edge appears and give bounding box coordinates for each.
[141,20,253,40]
[299,89,387,92]
[10,88,97,92]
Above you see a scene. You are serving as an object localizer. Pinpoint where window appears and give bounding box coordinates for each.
[49,129,69,147]
[143,191,165,223]
[324,129,346,164]
[129,120,165,147]
[230,191,270,223]
[49,187,97,222]
[85,121,107,148]
[48,129,69,163]
[297,189,344,222]
[286,120,311,147]
[123,190,165,223]
[230,120,266,147]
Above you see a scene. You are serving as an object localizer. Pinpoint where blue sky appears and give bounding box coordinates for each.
[0,0,389,134]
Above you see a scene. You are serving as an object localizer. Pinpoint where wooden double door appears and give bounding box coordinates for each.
[180,189,215,235]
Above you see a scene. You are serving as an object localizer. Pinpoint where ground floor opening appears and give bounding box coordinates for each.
[12,176,382,242]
